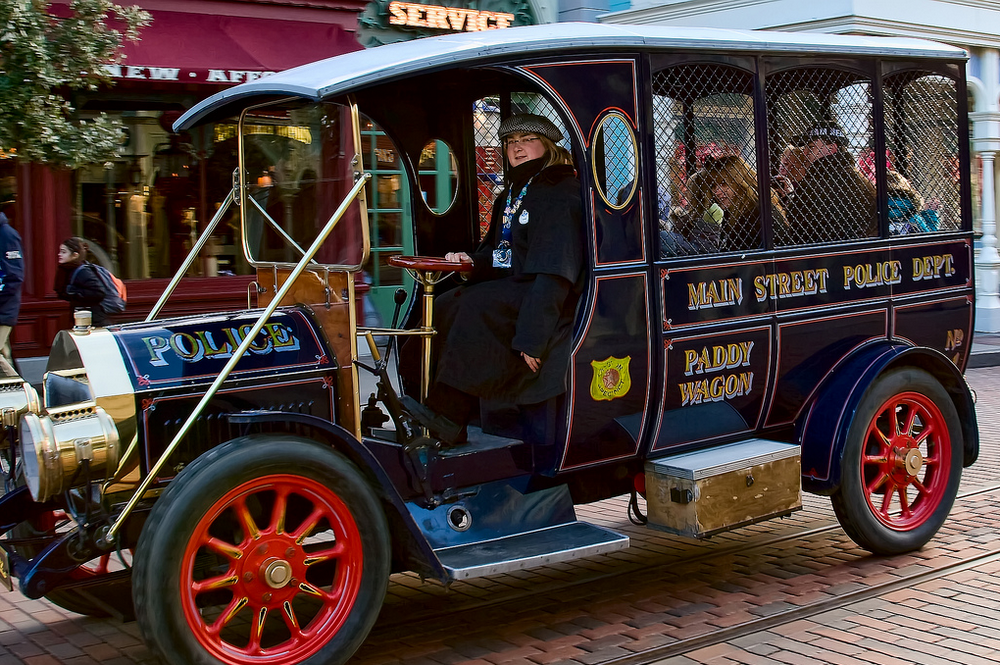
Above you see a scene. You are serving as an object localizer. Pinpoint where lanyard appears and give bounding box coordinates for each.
[493,176,534,268]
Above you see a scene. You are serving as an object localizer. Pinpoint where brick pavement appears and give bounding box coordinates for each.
[1,366,999,665]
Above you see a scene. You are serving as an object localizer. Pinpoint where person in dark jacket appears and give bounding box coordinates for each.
[54,237,109,327]
[0,194,24,374]
[405,113,585,443]
[782,121,877,245]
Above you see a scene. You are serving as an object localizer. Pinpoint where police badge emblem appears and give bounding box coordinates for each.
[590,355,631,401]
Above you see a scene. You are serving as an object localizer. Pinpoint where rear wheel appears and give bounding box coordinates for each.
[133,435,390,665]
[832,367,962,555]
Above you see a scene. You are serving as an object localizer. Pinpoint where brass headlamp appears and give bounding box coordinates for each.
[0,378,41,436]
[19,402,120,502]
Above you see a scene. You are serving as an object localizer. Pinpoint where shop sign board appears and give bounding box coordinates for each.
[358,0,535,46]
[103,64,276,85]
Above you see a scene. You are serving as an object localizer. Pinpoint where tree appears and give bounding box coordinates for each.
[0,0,151,168]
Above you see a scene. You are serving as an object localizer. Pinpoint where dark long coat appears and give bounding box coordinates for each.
[0,214,24,326]
[432,161,584,405]
[783,150,877,244]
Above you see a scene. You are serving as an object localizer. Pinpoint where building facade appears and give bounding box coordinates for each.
[5,0,548,358]
[598,0,1000,331]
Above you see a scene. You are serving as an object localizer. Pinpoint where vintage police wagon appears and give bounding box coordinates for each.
[0,22,979,665]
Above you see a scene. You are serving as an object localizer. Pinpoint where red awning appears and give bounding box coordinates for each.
[82,8,362,85]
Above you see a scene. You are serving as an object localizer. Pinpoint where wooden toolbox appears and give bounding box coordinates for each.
[645,439,802,538]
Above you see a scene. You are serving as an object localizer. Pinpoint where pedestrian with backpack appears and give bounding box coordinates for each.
[54,237,110,327]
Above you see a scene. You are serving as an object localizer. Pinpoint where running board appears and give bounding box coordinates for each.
[435,522,629,580]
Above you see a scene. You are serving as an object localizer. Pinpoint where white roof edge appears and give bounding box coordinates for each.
[176,23,967,131]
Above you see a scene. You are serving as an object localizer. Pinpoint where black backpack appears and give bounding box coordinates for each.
[71,263,127,314]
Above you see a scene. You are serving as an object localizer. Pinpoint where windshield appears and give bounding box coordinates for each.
[239,100,367,269]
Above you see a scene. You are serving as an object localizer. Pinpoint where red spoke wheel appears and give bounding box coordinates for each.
[832,367,963,555]
[134,436,390,665]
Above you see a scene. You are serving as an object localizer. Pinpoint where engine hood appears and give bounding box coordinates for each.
[110,309,332,391]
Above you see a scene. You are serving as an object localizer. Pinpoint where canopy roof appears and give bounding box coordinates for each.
[176,22,966,130]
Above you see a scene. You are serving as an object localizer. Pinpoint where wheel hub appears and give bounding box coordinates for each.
[902,448,923,477]
[263,559,293,589]
[890,443,923,481]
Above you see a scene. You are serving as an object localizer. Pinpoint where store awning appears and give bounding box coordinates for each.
[101,10,363,85]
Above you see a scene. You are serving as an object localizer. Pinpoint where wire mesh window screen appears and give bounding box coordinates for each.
[884,73,960,234]
[474,98,503,240]
[473,94,567,240]
[593,113,637,208]
[652,64,760,257]
[766,68,877,246]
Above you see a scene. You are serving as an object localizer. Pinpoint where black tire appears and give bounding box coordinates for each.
[133,435,390,665]
[831,367,962,555]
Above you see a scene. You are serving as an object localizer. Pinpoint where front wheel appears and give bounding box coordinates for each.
[832,367,963,555]
[133,435,390,665]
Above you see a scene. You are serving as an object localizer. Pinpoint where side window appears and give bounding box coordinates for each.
[766,67,877,246]
[884,72,960,234]
[652,63,760,258]
[473,94,568,241]
[593,111,637,210]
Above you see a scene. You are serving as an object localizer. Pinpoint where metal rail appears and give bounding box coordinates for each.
[104,172,372,541]
[145,188,234,322]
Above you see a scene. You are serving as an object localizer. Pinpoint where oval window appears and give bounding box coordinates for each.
[591,112,637,209]
[418,139,459,215]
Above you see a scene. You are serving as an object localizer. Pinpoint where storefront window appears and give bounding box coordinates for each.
[73,110,254,280]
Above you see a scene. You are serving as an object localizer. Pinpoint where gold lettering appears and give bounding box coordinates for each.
[195,330,232,358]
[388,1,407,25]
[678,371,754,407]
[426,5,448,29]
[679,381,697,405]
[264,323,300,351]
[386,2,512,32]
[686,278,743,310]
[446,7,467,29]
[143,335,170,367]
[913,254,955,281]
[754,269,828,302]
[170,332,202,361]
[844,261,901,289]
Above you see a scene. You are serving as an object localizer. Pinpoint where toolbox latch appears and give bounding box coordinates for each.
[670,487,693,504]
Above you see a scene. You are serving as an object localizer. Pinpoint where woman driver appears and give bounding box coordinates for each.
[403,113,584,444]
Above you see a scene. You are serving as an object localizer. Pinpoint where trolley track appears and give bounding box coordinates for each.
[605,542,1000,665]
[370,480,1000,635]
[351,481,1000,664]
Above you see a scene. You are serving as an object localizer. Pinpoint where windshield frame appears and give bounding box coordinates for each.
[237,97,371,273]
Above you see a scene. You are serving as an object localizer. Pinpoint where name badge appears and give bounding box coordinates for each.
[492,248,511,268]
[518,210,529,225]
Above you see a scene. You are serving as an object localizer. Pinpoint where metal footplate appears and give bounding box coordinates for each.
[435,522,629,580]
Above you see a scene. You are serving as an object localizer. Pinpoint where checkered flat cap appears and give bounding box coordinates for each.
[795,121,847,146]
[498,114,563,142]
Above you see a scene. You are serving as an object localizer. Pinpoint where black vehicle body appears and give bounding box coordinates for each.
[0,22,978,665]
